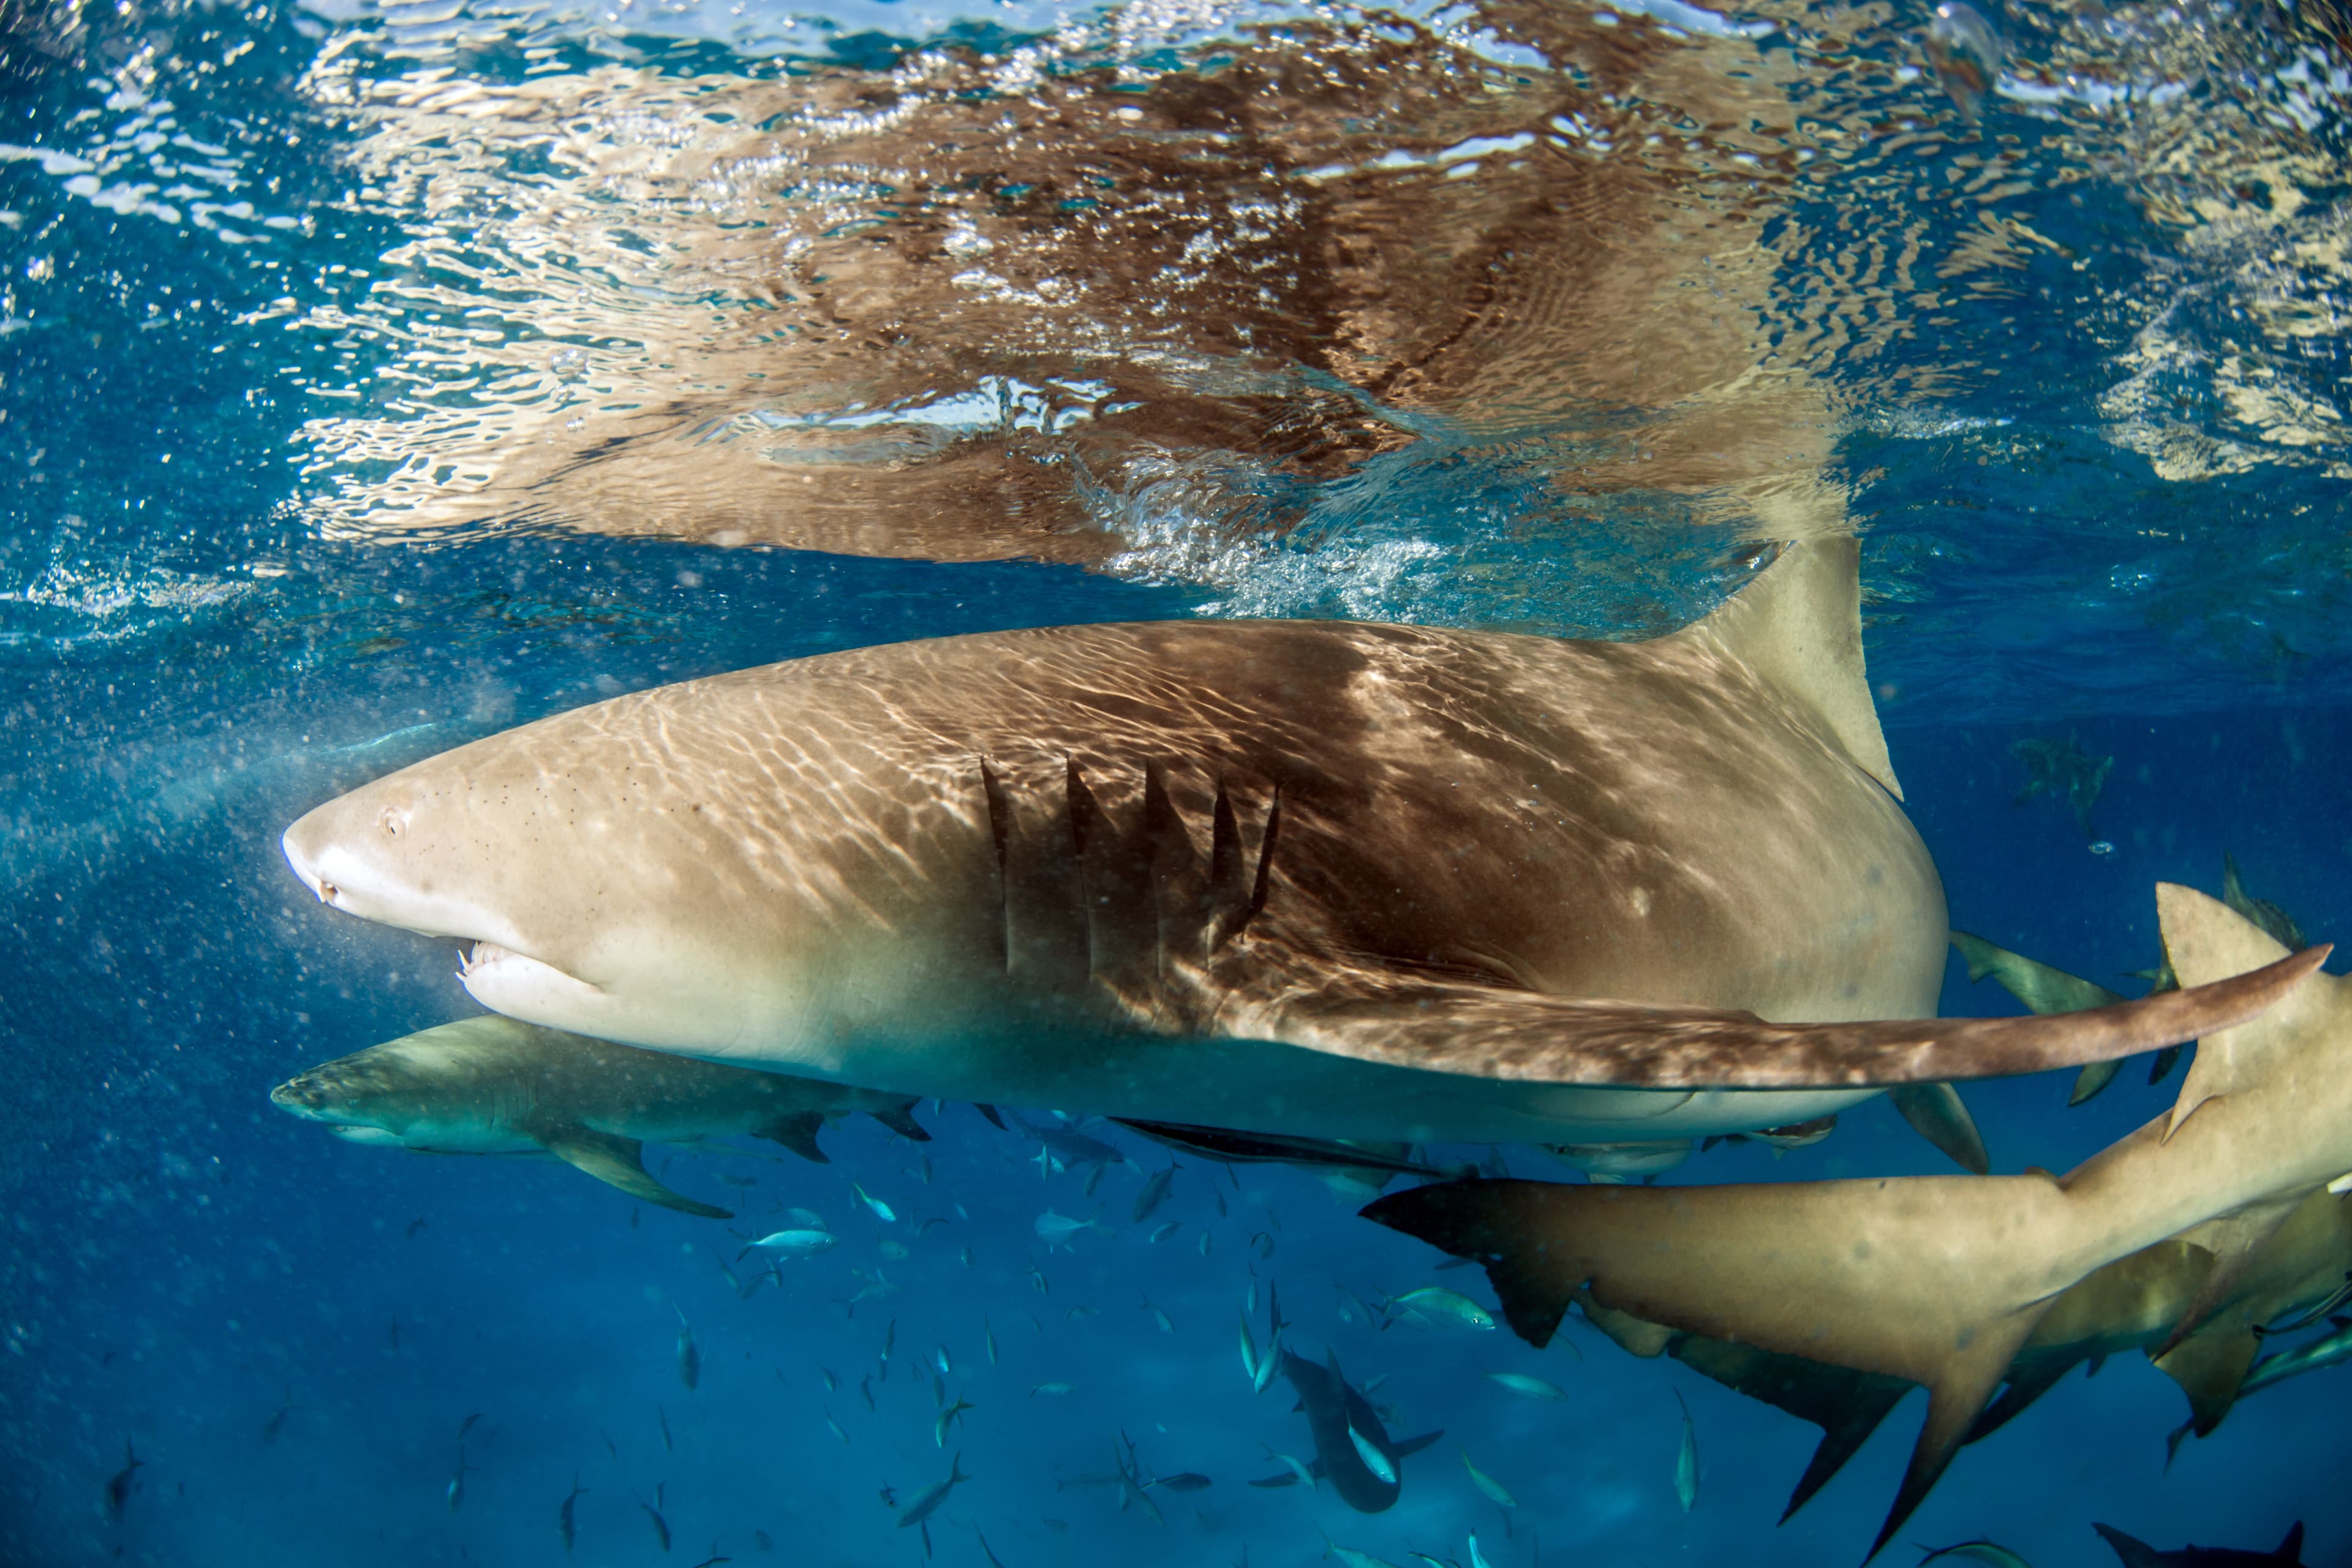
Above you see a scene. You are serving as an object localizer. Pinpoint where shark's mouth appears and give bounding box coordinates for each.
[456,939,609,1023]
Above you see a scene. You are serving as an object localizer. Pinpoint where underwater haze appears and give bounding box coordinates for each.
[4,0,2352,1564]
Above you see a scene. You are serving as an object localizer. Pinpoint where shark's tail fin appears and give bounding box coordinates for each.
[1362,1175,2073,1560]
[1670,537,1899,798]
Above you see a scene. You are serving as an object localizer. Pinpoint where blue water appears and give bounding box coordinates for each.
[5,0,2351,1563]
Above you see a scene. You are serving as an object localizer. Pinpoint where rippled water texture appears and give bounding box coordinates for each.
[2,0,2348,712]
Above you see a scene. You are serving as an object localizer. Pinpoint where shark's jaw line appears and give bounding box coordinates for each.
[459,942,609,1020]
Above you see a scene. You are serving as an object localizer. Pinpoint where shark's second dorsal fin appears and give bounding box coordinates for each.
[1672,536,1901,800]
[2156,883,2299,1139]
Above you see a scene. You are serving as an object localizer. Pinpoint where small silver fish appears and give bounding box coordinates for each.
[675,1307,700,1390]
[1132,1166,1178,1225]
[749,1229,835,1257]
[1461,1449,1515,1508]
[559,1473,586,1556]
[1347,1424,1396,1485]
[1387,1287,1496,1332]
[1673,1390,1698,1512]
[1486,1372,1568,1402]
[1034,1209,1103,1249]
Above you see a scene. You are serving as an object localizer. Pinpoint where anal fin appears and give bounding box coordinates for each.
[540,1128,731,1218]
[760,1111,831,1164]
[869,1101,930,1142]
[2157,1198,2302,1355]
[2152,1327,2261,1438]
[1965,1354,2081,1444]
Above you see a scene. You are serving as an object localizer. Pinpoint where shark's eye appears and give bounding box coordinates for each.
[379,807,405,839]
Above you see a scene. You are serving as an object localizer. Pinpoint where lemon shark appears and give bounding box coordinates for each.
[1365,883,2334,1559]
[279,540,2302,1150]
[1568,1178,2352,1522]
[272,1014,927,1218]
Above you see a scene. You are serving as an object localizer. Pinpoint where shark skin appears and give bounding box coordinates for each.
[273,1014,927,1216]
[280,541,2299,1153]
[1363,884,2338,1561]
[1569,1182,2352,1520]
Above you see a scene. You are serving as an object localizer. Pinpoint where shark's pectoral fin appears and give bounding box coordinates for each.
[2152,1326,2261,1438]
[1866,1311,2052,1562]
[1664,1331,1910,1521]
[1888,1084,1990,1174]
[1390,1430,1443,1461]
[1239,946,2323,1088]
[540,1128,733,1219]
[1966,1354,2082,1444]
[758,1112,831,1164]
[1110,1118,1448,1177]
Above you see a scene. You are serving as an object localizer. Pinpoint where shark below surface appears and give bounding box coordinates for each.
[272,1014,927,1217]
[1569,1177,2352,1522]
[1364,883,2338,1560]
[1278,1348,1439,1513]
[2096,1521,2308,1567]
[281,540,2296,1149]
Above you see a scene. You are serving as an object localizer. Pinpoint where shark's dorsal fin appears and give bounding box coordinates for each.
[1672,537,1901,800]
[540,1127,732,1219]
[2156,883,2297,1139]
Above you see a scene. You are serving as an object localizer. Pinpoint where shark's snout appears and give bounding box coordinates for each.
[270,1076,336,1118]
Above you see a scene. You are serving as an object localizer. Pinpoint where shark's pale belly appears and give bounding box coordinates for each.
[459,936,1905,1144]
[689,1024,1884,1146]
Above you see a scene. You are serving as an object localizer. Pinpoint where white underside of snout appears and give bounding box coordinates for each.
[331,1123,541,1155]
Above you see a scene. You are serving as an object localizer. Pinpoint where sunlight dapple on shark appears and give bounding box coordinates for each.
[279,537,2310,1159]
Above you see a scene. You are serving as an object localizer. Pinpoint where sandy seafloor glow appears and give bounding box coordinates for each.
[3,0,2351,1562]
